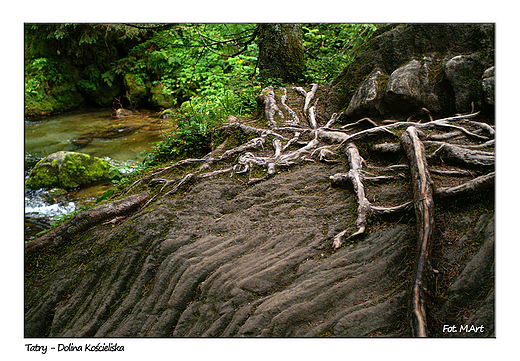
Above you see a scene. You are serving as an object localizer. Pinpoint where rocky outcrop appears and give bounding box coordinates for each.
[150,83,177,109]
[24,23,495,339]
[481,66,495,111]
[326,23,494,120]
[24,162,494,337]
[25,151,114,190]
[124,74,149,106]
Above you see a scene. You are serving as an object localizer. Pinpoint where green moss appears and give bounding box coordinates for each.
[124,73,149,105]
[25,151,114,190]
[150,83,176,109]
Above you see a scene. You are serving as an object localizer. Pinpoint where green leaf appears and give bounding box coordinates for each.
[96,189,115,203]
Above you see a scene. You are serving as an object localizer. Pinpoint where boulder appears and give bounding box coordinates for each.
[114,108,134,118]
[482,66,495,108]
[443,54,485,113]
[25,151,113,190]
[345,68,386,117]
[384,58,441,115]
[123,73,149,105]
[150,83,176,109]
[325,23,494,120]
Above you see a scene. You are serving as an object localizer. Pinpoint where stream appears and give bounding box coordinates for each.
[24,108,173,242]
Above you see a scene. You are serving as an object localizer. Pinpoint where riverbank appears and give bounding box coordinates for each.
[24,108,173,241]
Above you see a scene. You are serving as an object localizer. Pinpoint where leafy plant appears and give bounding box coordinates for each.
[96,189,115,203]
[302,24,379,82]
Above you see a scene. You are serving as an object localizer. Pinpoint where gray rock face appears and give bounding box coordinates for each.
[346,68,386,117]
[431,213,495,337]
[444,54,485,113]
[482,66,495,107]
[325,23,494,120]
[24,162,495,337]
[384,59,440,114]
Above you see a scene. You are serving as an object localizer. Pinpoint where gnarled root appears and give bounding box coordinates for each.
[25,191,151,255]
[400,126,435,338]
[331,143,414,249]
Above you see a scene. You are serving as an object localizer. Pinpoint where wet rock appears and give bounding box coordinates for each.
[25,151,114,190]
[41,188,68,202]
[158,108,175,119]
[106,124,135,136]
[114,108,134,118]
[70,138,92,146]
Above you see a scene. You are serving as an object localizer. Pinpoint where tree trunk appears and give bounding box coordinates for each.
[257,24,305,82]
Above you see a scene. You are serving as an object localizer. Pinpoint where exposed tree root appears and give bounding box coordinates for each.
[24,191,150,255]
[281,88,300,125]
[257,86,285,128]
[293,83,318,117]
[330,143,413,248]
[400,126,435,338]
[435,171,495,199]
[26,83,495,338]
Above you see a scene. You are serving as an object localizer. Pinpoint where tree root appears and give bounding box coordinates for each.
[37,83,493,338]
[400,126,434,338]
[330,143,414,248]
[25,191,150,255]
[257,86,284,128]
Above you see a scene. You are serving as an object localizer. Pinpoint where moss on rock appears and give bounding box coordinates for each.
[25,151,114,190]
[150,83,176,109]
[124,73,149,105]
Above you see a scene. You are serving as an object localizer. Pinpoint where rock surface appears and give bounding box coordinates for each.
[443,54,485,113]
[345,68,385,117]
[24,23,495,339]
[325,23,494,120]
[25,151,113,190]
[24,162,494,337]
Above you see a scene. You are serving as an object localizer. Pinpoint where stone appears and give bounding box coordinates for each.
[123,73,149,105]
[385,59,440,115]
[345,68,386,117]
[114,108,133,118]
[443,54,485,113]
[150,83,176,109]
[482,66,495,107]
[325,24,494,120]
[25,151,114,190]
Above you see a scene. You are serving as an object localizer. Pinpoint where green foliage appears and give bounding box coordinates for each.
[111,24,259,107]
[24,24,151,114]
[25,23,379,115]
[302,24,379,82]
[25,22,380,161]
[96,189,115,203]
[143,107,215,166]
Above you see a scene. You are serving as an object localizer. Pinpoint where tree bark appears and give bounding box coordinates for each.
[257,24,306,82]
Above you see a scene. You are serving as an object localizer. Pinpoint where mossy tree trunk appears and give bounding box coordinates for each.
[257,24,306,83]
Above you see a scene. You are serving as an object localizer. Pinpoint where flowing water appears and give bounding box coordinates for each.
[24,108,174,242]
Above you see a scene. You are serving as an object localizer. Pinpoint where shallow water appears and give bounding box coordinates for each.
[24,108,174,242]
